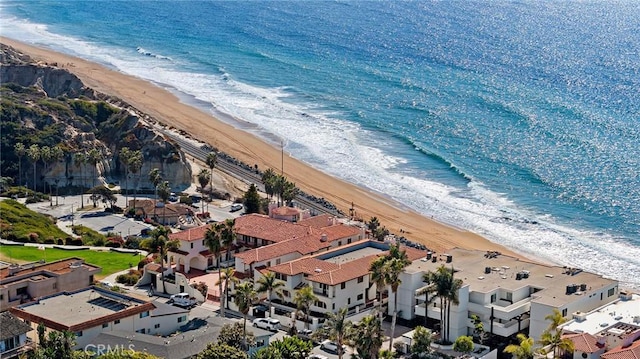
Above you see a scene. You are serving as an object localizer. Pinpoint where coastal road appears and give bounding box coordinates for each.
[162,131,343,217]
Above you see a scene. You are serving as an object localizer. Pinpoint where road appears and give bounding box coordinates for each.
[163,131,344,217]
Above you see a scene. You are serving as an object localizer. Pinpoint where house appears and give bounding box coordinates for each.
[9,286,189,349]
[250,240,424,330]
[0,258,101,310]
[128,199,192,226]
[560,292,640,359]
[400,248,619,342]
[90,317,273,358]
[0,311,33,358]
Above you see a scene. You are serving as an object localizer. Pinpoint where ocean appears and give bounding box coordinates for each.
[1,1,639,288]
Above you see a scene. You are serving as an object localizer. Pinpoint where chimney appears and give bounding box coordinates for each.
[320,234,328,242]
[8,264,21,276]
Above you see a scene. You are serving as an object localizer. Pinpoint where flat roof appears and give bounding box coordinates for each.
[11,287,154,331]
[562,293,640,335]
[408,248,617,307]
[0,257,101,282]
[323,246,384,265]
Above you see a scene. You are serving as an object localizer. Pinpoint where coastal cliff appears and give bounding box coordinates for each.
[0,44,191,191]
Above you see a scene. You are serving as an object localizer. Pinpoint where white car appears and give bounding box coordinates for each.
[252,317,280,331]
[230,203,243,212]
[307,355,328,359]
[320,339,346,353]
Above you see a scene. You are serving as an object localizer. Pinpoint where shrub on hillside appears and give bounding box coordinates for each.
[137,257,152,270]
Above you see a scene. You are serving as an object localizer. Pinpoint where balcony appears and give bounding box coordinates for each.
[414,303,443,319]
[467,298,531,321]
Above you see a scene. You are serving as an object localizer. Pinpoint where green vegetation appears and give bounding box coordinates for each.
[0,199,68,241]
[72,225,107,246]
[0,245,140,278]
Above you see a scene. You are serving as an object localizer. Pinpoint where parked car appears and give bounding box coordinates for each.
[320,339,346,353]
[168,293,196,308]
[230,203,243,212]
[296,329,317,344]
[252,317,281,331]
[307,355,328,359]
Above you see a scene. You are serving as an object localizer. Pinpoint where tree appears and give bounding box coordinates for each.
[14,143,25,187]
[261,168,277,201]
[504,333,535,359]
[26,144,40,191]
[350,314,383,359]
[320,307,352,359]
[419,265,461,343]
[87,148,102,199]
[50,146,63,206]
[253,336,313,359]
[538,309,573,359]
[234,281,258,350]
[148,168,162,219]
[471,314,489,345]
[128,150,143,210]
[369,256,387,324]
[197,169,210,213]
[410,326,433,355]
[157,180,171,225]
[32,329,76,359]
[196,343,247,359]
[256,271,285,317]
[444,268,463,344]
[216,267,238,316]
[206,152,217,196]
[453,336,474,354]
[74,152,87,208]
[383,244,411,351]
[119,147,131,206]
[281,180,298,205]
[293,285,318,331]
[218,322,255,350]
[89,185,117,208]
[39,145,51,196]
[205,223,224,315]
[243,183,261,214]
[140,226,176,294]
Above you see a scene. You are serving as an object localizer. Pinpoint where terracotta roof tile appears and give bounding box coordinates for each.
[299,214,335,228]
[271,206,303,216]
[234,214,320,243]
[169,225,210,242]
[1,257,101,281]
[564,332,604,354]
[309,255,376,285]
[270,258,340,276]
[602,340,640,359]
[234,235,333,265]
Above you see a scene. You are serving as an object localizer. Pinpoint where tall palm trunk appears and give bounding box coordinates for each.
[243,314,248,350]
[389,290,399,351]
[446,299,451,343]
[217,254,223,317]
[440,296,445,342]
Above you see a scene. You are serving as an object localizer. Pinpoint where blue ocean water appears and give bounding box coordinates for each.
[1,1,639,287]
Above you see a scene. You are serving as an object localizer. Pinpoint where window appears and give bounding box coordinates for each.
[338,241,342,246]
[16,287,27,296]
[341,283,346,290]
[136,329,145,334]
[102,323,109,328]
[202,240,205,246]
[608,288,615,297]
[490,294,497,303]
[191,243,194,249]
[53,283,57,289]
[140,311,149,318]
[333,303,335,310]
[178,315,186,323]
[562,308,567,316]
[357,294,363,301]
[0,294,3,301]
[282,274,287,281]
[75,331,83,337]
[155,323,160,329]
[358,276,364,283]
[276,259,281,265]
[114,319,120,325]
[348,238,352,244]
[505,292,513,303]
[348,298,351,305]
[282,290,290,297]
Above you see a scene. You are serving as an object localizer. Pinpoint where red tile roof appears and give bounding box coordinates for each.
[270,258,340,276]
[564,332,604,354]
[0,257,101,281]
[309,255,376,285]
[601,340,640,359]
[169,225,210,242]
[234,214,320,243]
[271,206,303,216]
[299,214,335,228]
[234,234,334,265]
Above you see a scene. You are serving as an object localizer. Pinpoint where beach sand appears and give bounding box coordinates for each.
[1,37,522,258]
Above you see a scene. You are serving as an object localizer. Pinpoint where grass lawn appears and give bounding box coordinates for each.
[0,245,143,279]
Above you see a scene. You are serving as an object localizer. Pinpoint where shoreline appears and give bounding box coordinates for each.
[1,36,524,259]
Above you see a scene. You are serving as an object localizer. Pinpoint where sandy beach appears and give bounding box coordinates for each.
[1,37,522,258]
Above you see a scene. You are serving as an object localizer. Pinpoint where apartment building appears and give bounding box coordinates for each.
[0,258,101,310]
[9,286,189,349]
[397,248,619,342]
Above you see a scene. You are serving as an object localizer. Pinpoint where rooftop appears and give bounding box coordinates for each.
[235,214,320,244]
[0,257,101,283]
[407,248,617,308]
[10,286,155,332]
[0,311,32,341]
[562,293,640,335]
[169,225,209,242]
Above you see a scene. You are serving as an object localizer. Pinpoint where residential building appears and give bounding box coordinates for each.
[0,258,101,310]
[91,317,273,358]
[560,292,640,359]
[400,248,619,342]
[9,286,189,349]
[128,199,192,226]
[0,311,33,359]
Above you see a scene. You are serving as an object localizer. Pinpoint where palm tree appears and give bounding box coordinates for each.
[216,267,238,317]
[26,144,40,192]
[293,285,318,331]
[50,146,63,206]
[128,150,143,210]
[323,307,352,359]
[205,152,217,196]
[444,269,463,343]
[504,333,535,359]
[87,148,101,206]
[261,168,277,201]
[14,143,25,187]
[205,223,223,314]
[141,226,175,294]
[384,257,409,351]
[369,256,387,324]
[39,145,51,195]
[119,147,131,206]
[197,169,210,213]
[538,309,573,358]
[256,271,285,317]
[350,314,384,359]
[419,265,458,343]
[220,218,236,262]
[148,168,162,220]
[157,180,171,225]
[73,152,86,208]
[234,281,258,350]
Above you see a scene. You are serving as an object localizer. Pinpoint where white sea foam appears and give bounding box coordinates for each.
[2,13,638,289]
